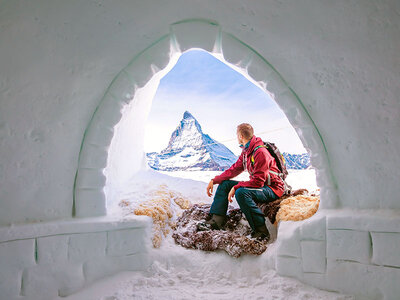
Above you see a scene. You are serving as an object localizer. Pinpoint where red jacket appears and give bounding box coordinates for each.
[212,136,284,198]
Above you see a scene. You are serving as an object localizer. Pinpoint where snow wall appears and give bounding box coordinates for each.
[0,1,399,299]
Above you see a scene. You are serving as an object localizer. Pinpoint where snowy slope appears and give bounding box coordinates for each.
[282,153,310,169]
[147,111,238,171]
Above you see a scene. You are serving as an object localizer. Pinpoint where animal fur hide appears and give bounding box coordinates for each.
[173,189,320,257]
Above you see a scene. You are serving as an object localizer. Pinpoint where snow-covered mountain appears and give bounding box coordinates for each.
[282,153,310,170]
[147,111,238,171]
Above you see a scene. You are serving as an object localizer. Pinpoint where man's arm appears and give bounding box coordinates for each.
[212,154,244,185]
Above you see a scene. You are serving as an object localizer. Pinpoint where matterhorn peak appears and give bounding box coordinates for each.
[146,111,238,171]
[183,111,195,120]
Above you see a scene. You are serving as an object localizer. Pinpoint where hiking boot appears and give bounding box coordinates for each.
[205,214,226,230]
[197,214,226,231]
[251,224,270,240]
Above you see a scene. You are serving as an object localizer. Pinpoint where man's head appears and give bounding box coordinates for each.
[237,123,254,146]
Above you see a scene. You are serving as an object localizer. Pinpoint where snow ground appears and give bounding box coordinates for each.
[68,169,352,300]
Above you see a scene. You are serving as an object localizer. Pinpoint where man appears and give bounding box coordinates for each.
[205,123,284,239]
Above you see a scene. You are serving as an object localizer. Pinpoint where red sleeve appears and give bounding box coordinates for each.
[212,154,244,184]
[233,148,270,190]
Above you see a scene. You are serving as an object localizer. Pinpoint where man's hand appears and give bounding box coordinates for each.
[228,187,235,203]
[206,180,214,197]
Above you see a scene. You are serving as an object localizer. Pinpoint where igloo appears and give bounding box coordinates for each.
[0,1,399,299]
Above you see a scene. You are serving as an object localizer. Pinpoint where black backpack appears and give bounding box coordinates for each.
[250,141,292,195]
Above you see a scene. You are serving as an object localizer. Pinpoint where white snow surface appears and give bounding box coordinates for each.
[69,169,352,300]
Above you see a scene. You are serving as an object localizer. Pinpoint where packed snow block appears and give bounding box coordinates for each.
[74,168,106,189]
[327,210,400,232]
[327,230,371,264]
[106,70,137,105]
[79,144,109,169]
[124,34,171,88]
[302,272,329,292]
[276,256,303,279]
[220,32,254,73]
[300,213,326,241]
[170,19,221,53]
[301,241,326,273]
[325,259,384,299]
[83,253,150,284]
[89,99,124,136]
[319,187,340,209]
[0,268,22,299]
[275,222,301,258]
[37,235,68,265]
[68,232,107,263]
[0,239,35,269]
[22,263,84,299]
[371,232,400,268]
[74,188,106,218]
[107,228,149,256]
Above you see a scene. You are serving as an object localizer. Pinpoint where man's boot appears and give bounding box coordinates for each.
[205,214,225,230]
[251,224,269,240]
[197,214,225,231]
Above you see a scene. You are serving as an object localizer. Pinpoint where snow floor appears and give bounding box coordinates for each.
[71,169,352,300]
[66,235,353,300]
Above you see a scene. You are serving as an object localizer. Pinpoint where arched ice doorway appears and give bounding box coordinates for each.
[73,19,339,218]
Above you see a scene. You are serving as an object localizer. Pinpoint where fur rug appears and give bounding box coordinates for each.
[172,189,320,257]
[172,204,268,258]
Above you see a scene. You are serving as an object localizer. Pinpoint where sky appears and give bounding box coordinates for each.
[144,49,306,156]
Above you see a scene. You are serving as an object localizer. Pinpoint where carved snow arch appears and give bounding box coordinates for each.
[73,19,339,218]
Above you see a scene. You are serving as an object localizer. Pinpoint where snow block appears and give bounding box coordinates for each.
[220,32,254,72]
[124,34,171,88]
[0,268,22,299]
[83,253,150,284]
[89,99,123,137]
[371,232,400,268]
[327,230,371,264]
[326,259,384,299]
[302,272,329,292]
[74,168,106,189]
[106,70,137,105]
[327,210,400,232]
[22,263,84,299]
[275,222,301,258]
[170,19,221,53]
[37,235,68,265]
[300,213,326,241]
[79,144,109,169]
[107,228,148,256]
[319,186,340,209]
[301,240,326,273]
[0,239,35,269]
[276,256,303,279]
[68,232,107,263]
[74,188,106,218]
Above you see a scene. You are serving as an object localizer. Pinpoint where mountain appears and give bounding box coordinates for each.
[282,152,310,170]
[146,111,238,171]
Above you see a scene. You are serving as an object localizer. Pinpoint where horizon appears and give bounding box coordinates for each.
[144,49,307,156]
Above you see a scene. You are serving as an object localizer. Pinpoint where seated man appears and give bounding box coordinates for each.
[205,123,284,239]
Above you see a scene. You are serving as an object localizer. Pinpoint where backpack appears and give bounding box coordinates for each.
[250,141,292,195]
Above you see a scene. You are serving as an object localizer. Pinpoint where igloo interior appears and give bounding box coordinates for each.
[0,1,399,299]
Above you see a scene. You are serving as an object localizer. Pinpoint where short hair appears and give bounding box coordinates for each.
[237,123,254,140]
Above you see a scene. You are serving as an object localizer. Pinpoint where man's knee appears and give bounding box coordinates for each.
[235,188,246,203]
[217,180,232,192]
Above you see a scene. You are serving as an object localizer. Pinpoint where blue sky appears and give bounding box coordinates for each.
[144,49,306,155]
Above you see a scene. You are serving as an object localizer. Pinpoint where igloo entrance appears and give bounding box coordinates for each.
[74,19,338,219]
